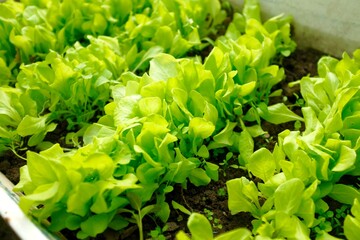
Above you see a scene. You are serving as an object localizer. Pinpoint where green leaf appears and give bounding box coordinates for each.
[205,162,219,181]
[215,228,252,240]
[132,46,164,72]
[172,200,191,215]
[79,212,114,238]
[49,211,80,231]
[296,198,315,227]
[171,88,192,119]
[156,201,170,223]
[175,231,191,240]
[258,103,303,124]
[204,47,231,80]
[26,151,58,185]
[274,178,304,215]
[243,0,261,21]
[0,89,23,126]
[344,199,360,240]
[209,121,238,149]
[82,153,115,180]
[67,183,98,216]
[27,131,47,147]
[238,81,256,97]
[19,182,60,213]
[189,117,215,139]
[153,26,174,51]
[127,192,142,211]
[188,90,206,118]
[140,204,156,217]
[134,145,162,168]
[324,88,358,133]
[187,213,213,240]
[331,145,356,172]
[92,195,129,214]
[247,148,276,182]
[138,97,162,116]
[108,215,129,231]
[274,212,310,239]
[258,173,286,198]
[300,77,330,114]
[227,177,259,216]
[197,145,210,158]
[189,168,211,186]
[149,53,179,81]
[238,129,254,165]
[246,124,266,137]
[316,231,341,240]
[166,151,196,183]
[328,184,360,205]
[280,150,316,184]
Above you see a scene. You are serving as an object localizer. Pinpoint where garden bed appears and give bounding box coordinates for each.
[1,45,355,240]
[1,0,360,240]
[58,48,329,240]
[0,48,328,239]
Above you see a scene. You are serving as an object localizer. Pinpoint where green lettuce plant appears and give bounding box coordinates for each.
[16,35,125,132]
[344,199,360,240]
[176,213,252,240]
[0,87,56,154]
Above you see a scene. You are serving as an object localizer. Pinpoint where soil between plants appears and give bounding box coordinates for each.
[0,47,325,239]
[0,216,20,240]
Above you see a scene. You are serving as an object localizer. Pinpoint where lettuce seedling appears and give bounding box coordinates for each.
[211,0,297,126]
[344,199,360,240]
[0,87,56,153]
[176,213,252,240]
[16,36,125,133]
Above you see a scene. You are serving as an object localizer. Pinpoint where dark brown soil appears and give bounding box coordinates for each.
[0,217,20,240]
[0,151,26,184]
[0,47,325,240]
[168,164,253,238]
